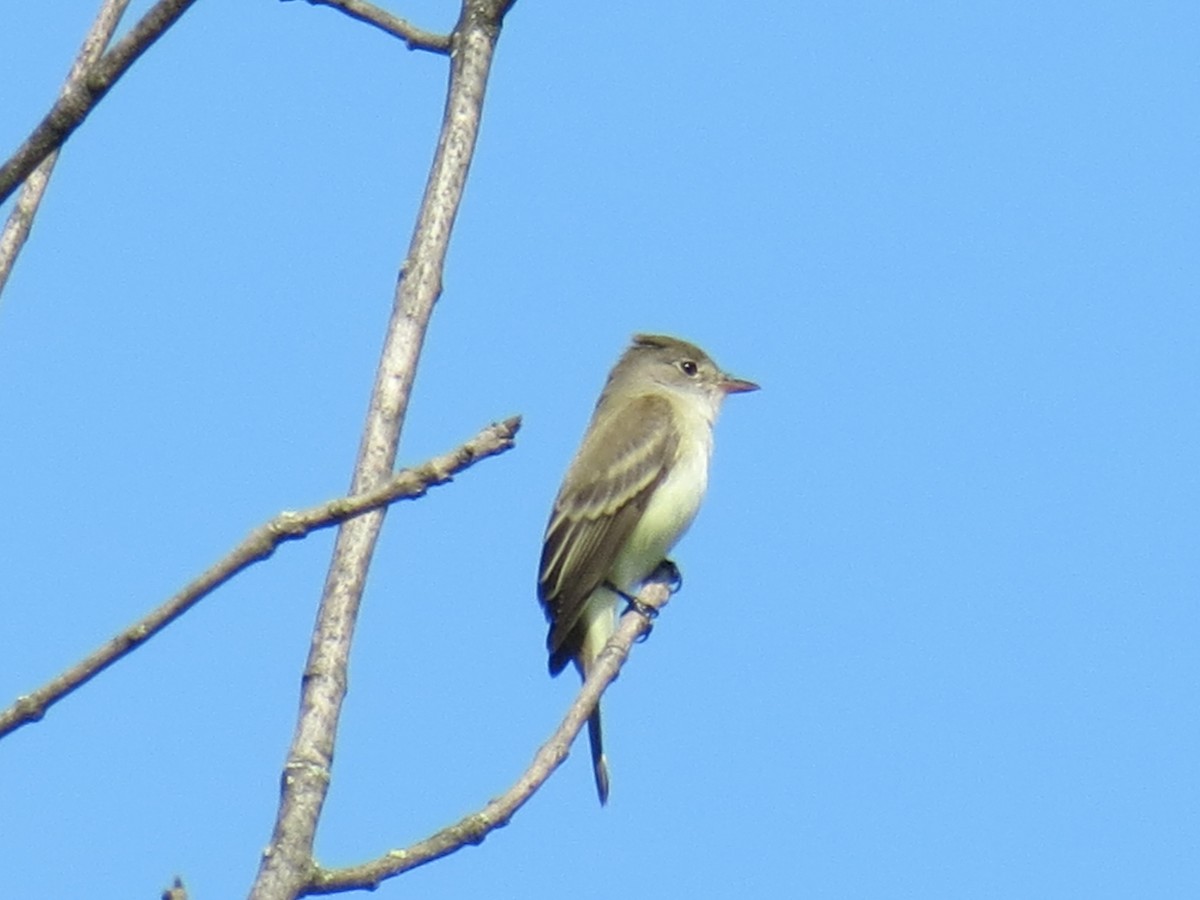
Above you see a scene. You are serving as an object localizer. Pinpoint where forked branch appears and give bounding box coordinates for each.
[307,584,671,895]
[247,2,518,897]
[0,0,201,204]
[0,0,131,297]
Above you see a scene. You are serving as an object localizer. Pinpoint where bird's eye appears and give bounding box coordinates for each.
[679,360,699,377]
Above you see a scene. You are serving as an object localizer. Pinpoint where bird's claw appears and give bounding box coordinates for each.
[625,594,659,643]
[604,580,661,632]
[652,558,683,594]
[627,597,660,620]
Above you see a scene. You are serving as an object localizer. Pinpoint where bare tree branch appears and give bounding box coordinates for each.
[286,0,452,53]
[0,0,448,292]
[0,417,520,741]
[306,584,671,895]
[247,2,518,896]
[0,0,200,204]
[0,0,131,298]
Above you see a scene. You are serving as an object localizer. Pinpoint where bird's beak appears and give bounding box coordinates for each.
[720,374,760,394]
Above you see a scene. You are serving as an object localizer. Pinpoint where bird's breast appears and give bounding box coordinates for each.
[611,427,712,592]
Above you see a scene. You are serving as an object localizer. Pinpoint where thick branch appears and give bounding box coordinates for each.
[288,0,452,53]
[308,583,672,895]
[0,417,519,741]
[0,0,200,204]
[247,2,517,898]
[0,0,131,298]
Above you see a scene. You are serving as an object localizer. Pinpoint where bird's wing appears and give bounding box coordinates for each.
[538,393,679,671]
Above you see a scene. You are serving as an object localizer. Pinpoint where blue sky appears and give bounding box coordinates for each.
[1,1,1197,897]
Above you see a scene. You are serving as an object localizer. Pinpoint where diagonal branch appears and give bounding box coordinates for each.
[306,583,672,895]
[0,0,201,205]
[286,0,452,53]
[0,0,131,299]
[0,417,519,741]
[248,3,518,896]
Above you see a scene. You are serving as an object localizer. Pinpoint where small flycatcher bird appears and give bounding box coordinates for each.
[537,333,758,804]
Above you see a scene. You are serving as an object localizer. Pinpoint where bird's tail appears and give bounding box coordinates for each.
[587,702,610,805]
[571,589,617,805]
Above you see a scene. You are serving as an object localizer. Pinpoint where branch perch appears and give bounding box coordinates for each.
[0,417,520,741]
[307,583,672,895]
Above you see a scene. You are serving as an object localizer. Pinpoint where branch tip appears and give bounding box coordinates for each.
[288,0,452,53]
[0,418,518,741]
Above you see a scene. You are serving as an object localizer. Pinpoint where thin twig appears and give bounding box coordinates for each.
[306,583,671,895]
[0,0,131,298]
[0,417,520,741]
[286,0,452,53]
[0,0,200,204]
[247,2,518,897]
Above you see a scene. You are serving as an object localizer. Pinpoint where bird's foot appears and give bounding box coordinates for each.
[605,581,659,642]
[630,605,656,643]
[651,558,683,594]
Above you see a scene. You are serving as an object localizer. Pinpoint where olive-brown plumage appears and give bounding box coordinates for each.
[537,334,757,804]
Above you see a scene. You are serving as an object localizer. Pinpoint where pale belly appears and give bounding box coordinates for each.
[610,438,711,592]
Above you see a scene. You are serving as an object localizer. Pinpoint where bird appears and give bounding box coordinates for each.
[537,332,758,804]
